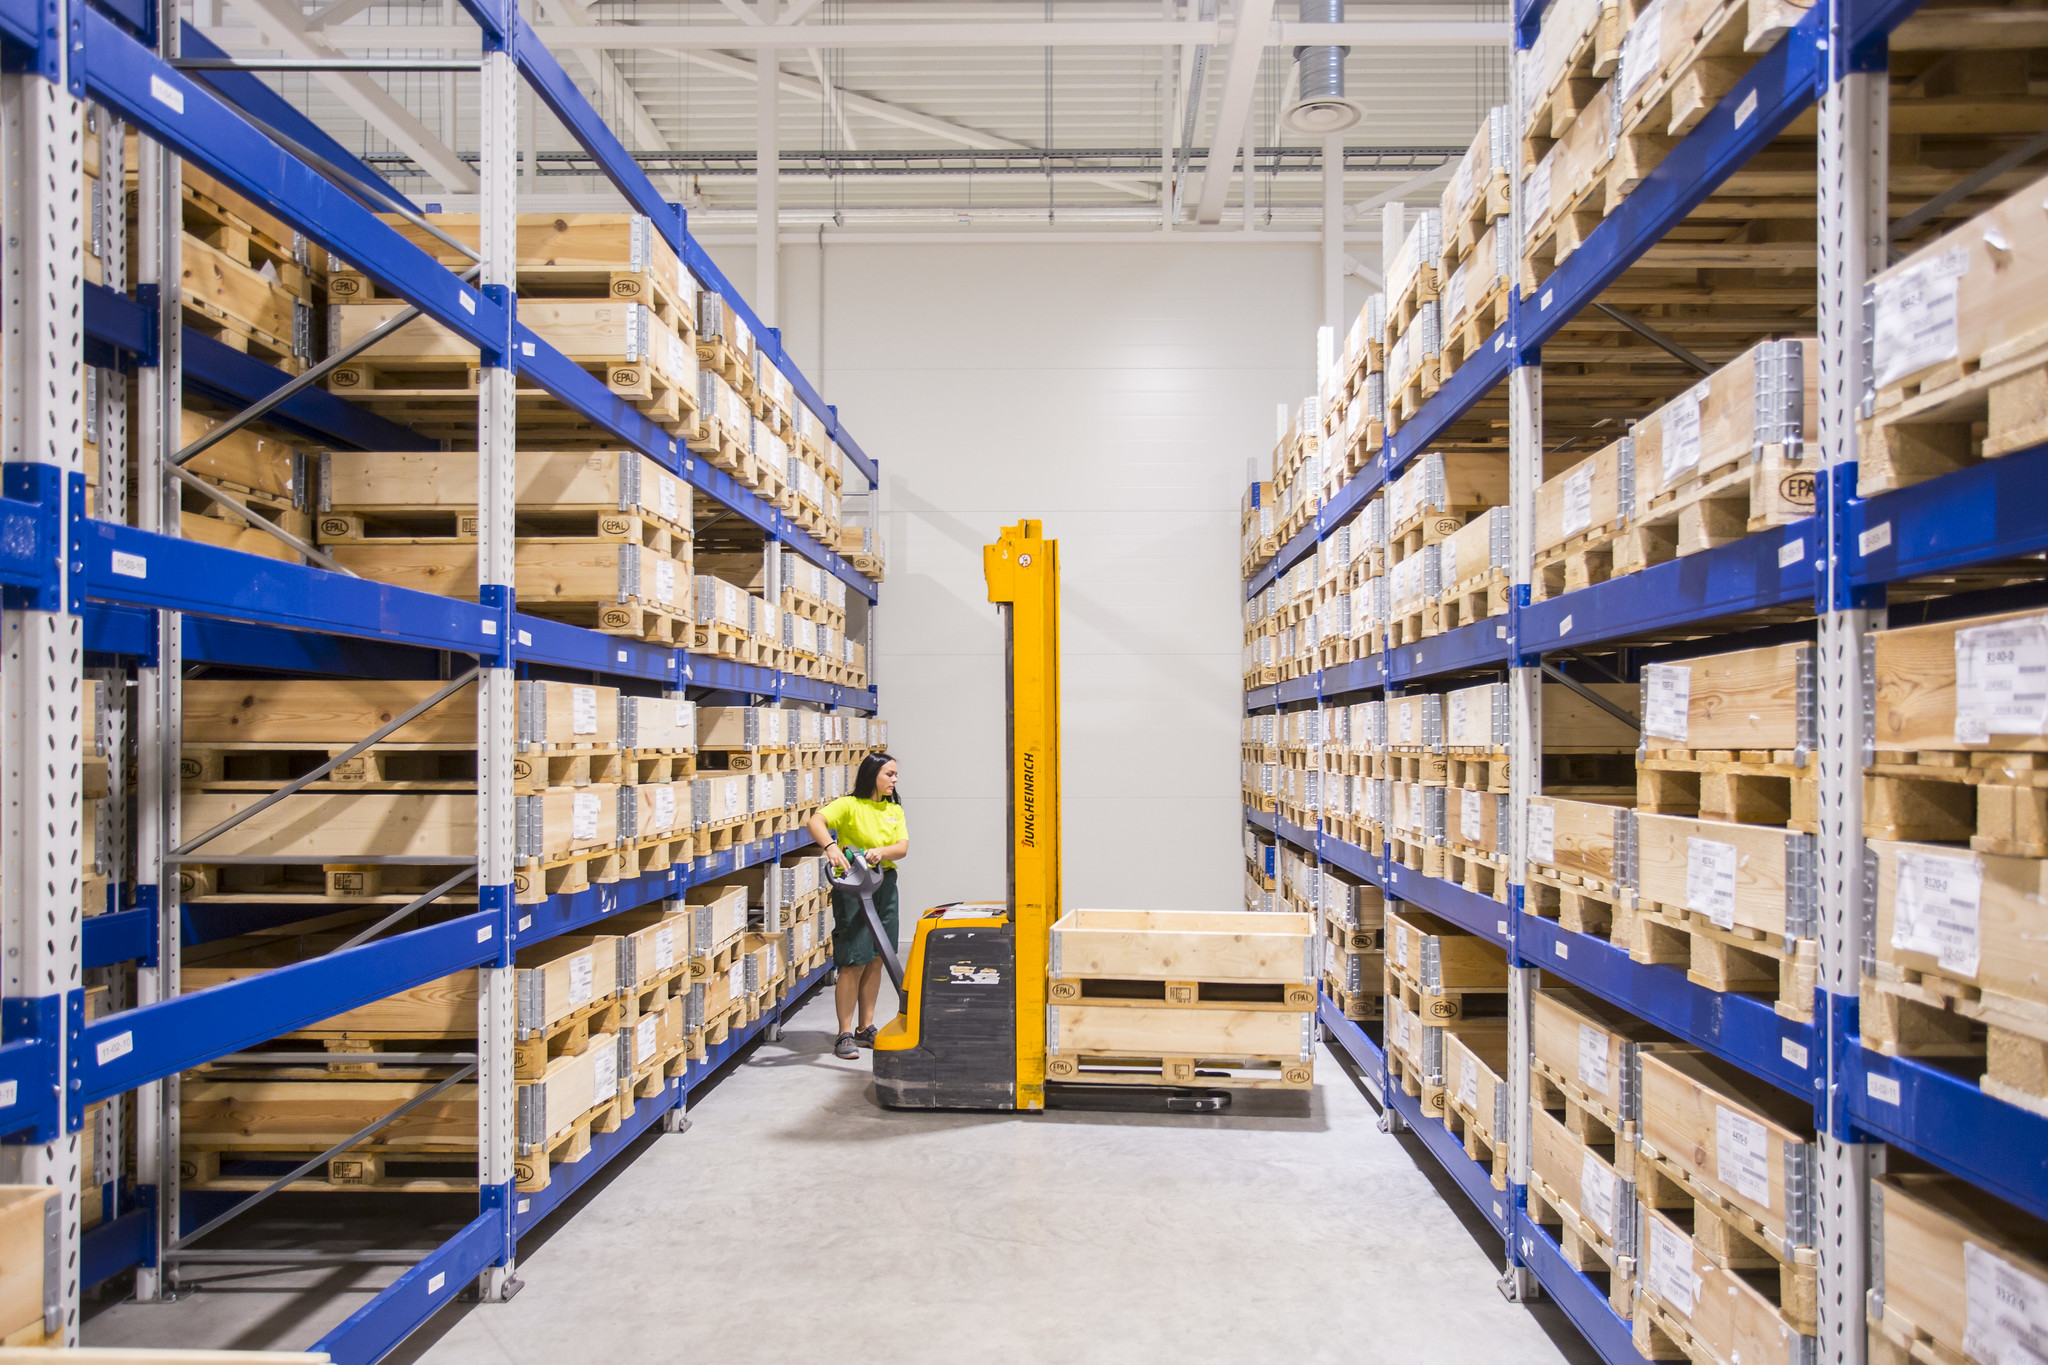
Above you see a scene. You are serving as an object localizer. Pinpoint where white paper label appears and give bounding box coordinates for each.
[636,1016,658,1065]
[1578,1022,1612,1095]
[1581,1150,1617,1238]
[95,1031,133,1065]
[1873,248,1969,388]
[668,331,688,378]
[728,962,744,998]
[571,685,598,735]
[1643,663,1692,743]
[150,74,185,114]
[568,952,595,1007]
[0,1081,14,1109]
[1619,0,1664,100]
[1892,848,1984,976]
[1660,382,1707,486]
[1687,836,1740,930]
[1395,925,1410,969]
[591,1041,618,1103]
[654,925,676,971]
[1461,789,1483,841]
[1955,615,2048,745]
[1397,704,1414,745]
[1559,614,1573,637]
[655,559,676,604]
[1520,36,1547,122]
[1715,1104,1774,1208]
[1647,1216,1698,1315]
[1965,1241,2048,1365]
[1554,940,1569,959]
[1455,150,1475,213]
[658,476,679,520]
[428,1271,447,1295]
[1562,463,1595,537]
[1860,521,1892,556]
[1778,537,1805,569]
[652,785,675,833]
[1529,804,1556,864]
[573,791,601,841]
[724,781,742,817]
[111,551,147,579]
[1444,262,1468,328]
[1524,152,1554,228]
[1457,1059,1479,1111]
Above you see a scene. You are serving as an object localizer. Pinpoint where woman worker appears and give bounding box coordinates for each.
[806,752,908,1061]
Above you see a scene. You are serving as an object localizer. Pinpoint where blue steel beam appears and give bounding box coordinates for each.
[0,0,42,55]
[78,520,497,653]
[0,1035,57,1140]
[83,909,156,970]
[79,911,500,1102]
[1515,1214,1650,1365]
[77,7,506,356]
[1383,862,1513,950]
[0,489,54,593]
[1846,1046,2048,1224]
[1386,617,1512,685]
[313,1211,505,1365]
[1851,442,2048,587]
[82,1208,154,1291]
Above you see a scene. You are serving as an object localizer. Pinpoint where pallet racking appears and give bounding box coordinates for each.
[1245,0,2048,1359]
[0,0,880,1357]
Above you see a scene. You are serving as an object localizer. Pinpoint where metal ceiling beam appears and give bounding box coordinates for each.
[222,0,480,190]
[672,46,1159,201]
[1346,161,1454,220]
[268,19,1507,48]
[1194,0,1277,224]
[537,0,673,156]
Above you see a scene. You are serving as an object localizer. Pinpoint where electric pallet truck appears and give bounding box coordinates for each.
[858,520,1231,1114]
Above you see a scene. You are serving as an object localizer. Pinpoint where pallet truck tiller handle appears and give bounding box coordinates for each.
[829,848,905,996]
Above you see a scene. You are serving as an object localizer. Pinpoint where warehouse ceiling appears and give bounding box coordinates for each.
[194,0,1509,233]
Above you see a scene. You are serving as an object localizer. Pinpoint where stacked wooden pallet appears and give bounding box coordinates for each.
[1241,480,1279,578]
[1530,338,1818,603]
[693,549,863,686]
[1244,828,1280,914]
[1867,1173,2048,1365]
[1384,907,1510,1123]
[1861,605,2048,1118]
[1436,106,1514,382]
[1320,871,1385,1023]
[1382,209,1444,433]
[1384,452,1510,647]
[317,449,696,645]
[1044,909,1317,1090]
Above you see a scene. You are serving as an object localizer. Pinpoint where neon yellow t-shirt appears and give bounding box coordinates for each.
[819,795,908,869]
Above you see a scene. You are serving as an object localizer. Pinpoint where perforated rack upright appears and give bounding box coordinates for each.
[1246,0,2048,1358]
[0,0,881,1356]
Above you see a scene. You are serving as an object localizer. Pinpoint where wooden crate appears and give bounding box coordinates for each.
[1615,338,1819,576]
[1531,985,1689,1145]
[1864,837,2048,1115]
[1386,907,1509,1017]
[1859,171,2048,495]
[1526,1103,1636,1320]
[326,539,690,643]
[329,213,693,319]
[0,1188,57,1347]
[178,231,311,371]
[1444,1025,1511,1185]
[1534,436,1628,602]
[1439,105,1512,261]
[1637,642,1816,827]
[1635,1202,1814,1365]
[1628,812,1818,1019]
[1521,77,1617,294]
[1047,908,1317,1000]
[180,407,303,509]
[1636,1048,1819,1315]
[1868,1172,2048,1365]
[319,450,691,542]
[1436,506,1511,634]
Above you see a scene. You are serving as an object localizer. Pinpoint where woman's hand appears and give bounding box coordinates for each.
[827,844,851,874]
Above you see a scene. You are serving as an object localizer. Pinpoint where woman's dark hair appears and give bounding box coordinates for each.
[854,752,899,803]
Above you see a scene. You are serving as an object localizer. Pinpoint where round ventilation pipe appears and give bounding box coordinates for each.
[1282,0,1364,136]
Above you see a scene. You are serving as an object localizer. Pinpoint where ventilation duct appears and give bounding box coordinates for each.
[1282,0,1364,136]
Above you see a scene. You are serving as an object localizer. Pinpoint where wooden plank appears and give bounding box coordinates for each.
[320,449,690,536]
[1872,1172,2048,1365]
[1045,1002,1310,1058]
[1048,909,1317,984]
[1637,1048,1815,1251]
[1635,1203,1813,1365]
[1873,607,2048,755]
[1642,641,1806,751]
[1633,811,1799,939]
[183,677,620,749]
[179,788,616,860]
[1533,985,1690,1134]
[1529,793,1636,887]
[325,539,689,618]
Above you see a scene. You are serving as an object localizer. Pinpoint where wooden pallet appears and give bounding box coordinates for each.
[1865,750,2048,855]
[1445,846,1511,903]
[1525,867,1632,942]
[1044,1053,1313,1089]
[316,509,686,556]
[695,746,797,774]
[178,741,623,795]
[1377,751,1448,784]
[513,842,628,905]
[1636,1156,1819,1335]
[1619,897,1818,1021]
[1047,976,1316,1010]
[1525,1175,1636,1323]
[1445,751,1510,793]
[1612,447,1816,576]
[1639,748,1818,830]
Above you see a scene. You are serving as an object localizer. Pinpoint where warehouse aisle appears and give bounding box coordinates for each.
[399,984,1594,1365]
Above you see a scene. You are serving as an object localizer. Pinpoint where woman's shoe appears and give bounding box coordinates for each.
[854,1025,879,1048]
[833,1032,859,1060]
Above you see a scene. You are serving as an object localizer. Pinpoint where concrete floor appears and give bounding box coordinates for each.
[88,981,1598,1365]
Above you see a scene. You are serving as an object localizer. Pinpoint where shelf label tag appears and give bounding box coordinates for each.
[1954,615,2048,746]
[1892,848,1984,976]
[110,551,146,580]
[1529,803,1555,864]
[1781,1037,1808,1068]
[149,75,184,114]
[572,685,599,734]
[1686,836,1740,929]
[1866,1072,1901,1105]
[0,1081,14,1109]
[1578,1022,1611,1095]
[428,1272,447,1295]
[460,291,476,315]
[1660,381,1709,486]
[1458,1062,1478,1111]
[1734,87,1759,129]
[1965,1242,2048,1365]
[1860,521,1892,556]
[1619,0,1664,101]
[1558,614,1573,637]
[1554,940,1569,959]
[1715,1104,1773,1208]
[568,951,595,1007]
[1643,664,1692,742]
[1778,537,1804,569]
[95,1031,132,1066]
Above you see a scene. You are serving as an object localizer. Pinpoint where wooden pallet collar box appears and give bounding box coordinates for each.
[334,213,689,306]
[1873,606,2048,753]
[1387,908,1510,995]
[332,299,698,394]
[184,935,477,1035]
[320,450,690,535]
[518,1031,621,1150]
[1440,105,1511,237]
[181,677,618,752]
[181,408,304,506]
[1870,1172,2048,1365]
[514,935,622,1033]
[1636,1202,1811,1365]
[622,780,692,842]
[1637,1049,1815,1249]
[1045,909,1315,984]
[1868,837,2048,1031]
[179,788,615,862]
[1632,811,1807,941]
[326,540,688,617]
[1447,1027,1511,1144]
[0,1187,59,1345]
[618,694,692,752]
[685,884,750,953]
[1529,1103,1634,1265]
[1536,436,1627,559]
[603,906,692,987]
[1532,986,1687,1134]
[1639,641,1805,751]
[1386,451,1510,538]
[1528,793,1635,884]
[628,995,686,1074]
[1626,337,1819,518]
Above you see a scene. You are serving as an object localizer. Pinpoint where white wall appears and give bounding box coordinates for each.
[707,238,1322,914]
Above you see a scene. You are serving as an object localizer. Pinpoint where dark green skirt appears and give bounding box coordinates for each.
[831,867,899,967]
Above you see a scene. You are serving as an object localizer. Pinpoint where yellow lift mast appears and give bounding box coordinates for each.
[873,520,1061,1110]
